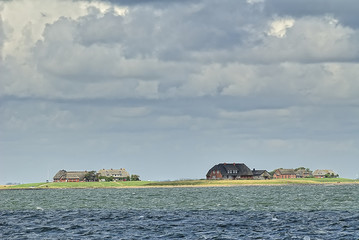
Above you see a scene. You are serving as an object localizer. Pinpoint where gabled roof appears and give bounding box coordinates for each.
[53,170,87,180]
[313,169,335,176]
[98,168,130,177]
[66,171,87,179]
[206,163,253,177]
[295,169,312,174]
[253,170,268,176]
[223,164,238,171]
[275,169,296,175]
[53,170,67,180]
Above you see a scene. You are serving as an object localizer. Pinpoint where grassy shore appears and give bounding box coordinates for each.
[1,178,358,190]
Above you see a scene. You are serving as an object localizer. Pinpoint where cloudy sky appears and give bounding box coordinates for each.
[1,0,359,184]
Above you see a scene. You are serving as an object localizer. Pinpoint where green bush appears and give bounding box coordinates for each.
[99,176,114,182]
[130,174,140,181]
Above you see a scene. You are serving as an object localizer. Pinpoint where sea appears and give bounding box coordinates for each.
[0,185,358,239]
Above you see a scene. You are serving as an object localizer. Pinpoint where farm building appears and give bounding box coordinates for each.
[206,163,254,180]
[295,169,313,178]
[272,169,297,179]
[98,168,130,181]
[313,169,338,178]
[53,170,88,182]
[252,169,271,180]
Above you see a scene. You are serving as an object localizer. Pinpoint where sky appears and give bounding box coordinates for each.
[1,0,359,184]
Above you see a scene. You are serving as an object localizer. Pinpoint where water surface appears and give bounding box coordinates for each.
[1,185,358,239]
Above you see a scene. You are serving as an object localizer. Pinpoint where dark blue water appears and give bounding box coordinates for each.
[1,185,359,239]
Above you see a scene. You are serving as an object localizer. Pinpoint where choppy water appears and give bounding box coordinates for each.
[1,185,359,239]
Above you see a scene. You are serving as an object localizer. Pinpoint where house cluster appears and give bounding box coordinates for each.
[53,168,130,182]
[206,163,338,180]
[272,168,338,179]
[272,168,311,179]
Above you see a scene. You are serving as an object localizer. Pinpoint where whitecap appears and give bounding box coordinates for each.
[36,207,44,211]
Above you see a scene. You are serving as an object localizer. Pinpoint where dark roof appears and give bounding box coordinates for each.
[223,164,238,171]
[206,163,253,177]
[252,170,267,176]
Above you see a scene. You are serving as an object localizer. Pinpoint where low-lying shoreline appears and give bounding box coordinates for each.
[1,178,358,190]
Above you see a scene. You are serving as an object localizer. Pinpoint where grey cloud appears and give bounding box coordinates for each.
[105,0,198,7]
[50,1,263,60]
[264,0,359,29]
[77,11,125,46]
[0,17,5,55]
[2,0,359,183]
[33,0,359,93]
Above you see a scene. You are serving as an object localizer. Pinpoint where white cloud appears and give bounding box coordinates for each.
[267,17,295,38]
[0,0,126,61]
[257,16,359,63]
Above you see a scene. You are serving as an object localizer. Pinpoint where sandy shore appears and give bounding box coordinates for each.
[0,185,15,189]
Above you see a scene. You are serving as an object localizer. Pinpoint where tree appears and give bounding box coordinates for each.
[98,176,114,182]
[84,171,98,182]
[324,173,339,178]
[130,174,140,181]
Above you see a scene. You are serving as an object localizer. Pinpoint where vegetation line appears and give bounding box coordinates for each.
[1,178,358,190]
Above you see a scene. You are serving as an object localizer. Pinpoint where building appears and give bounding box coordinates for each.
[206,163,254,180]
[272,169,296,179]
[98,168,130,181]
[295,169,313,178]
[53,170,88,182]
[252,169,271,180]
[313,169,338,178]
